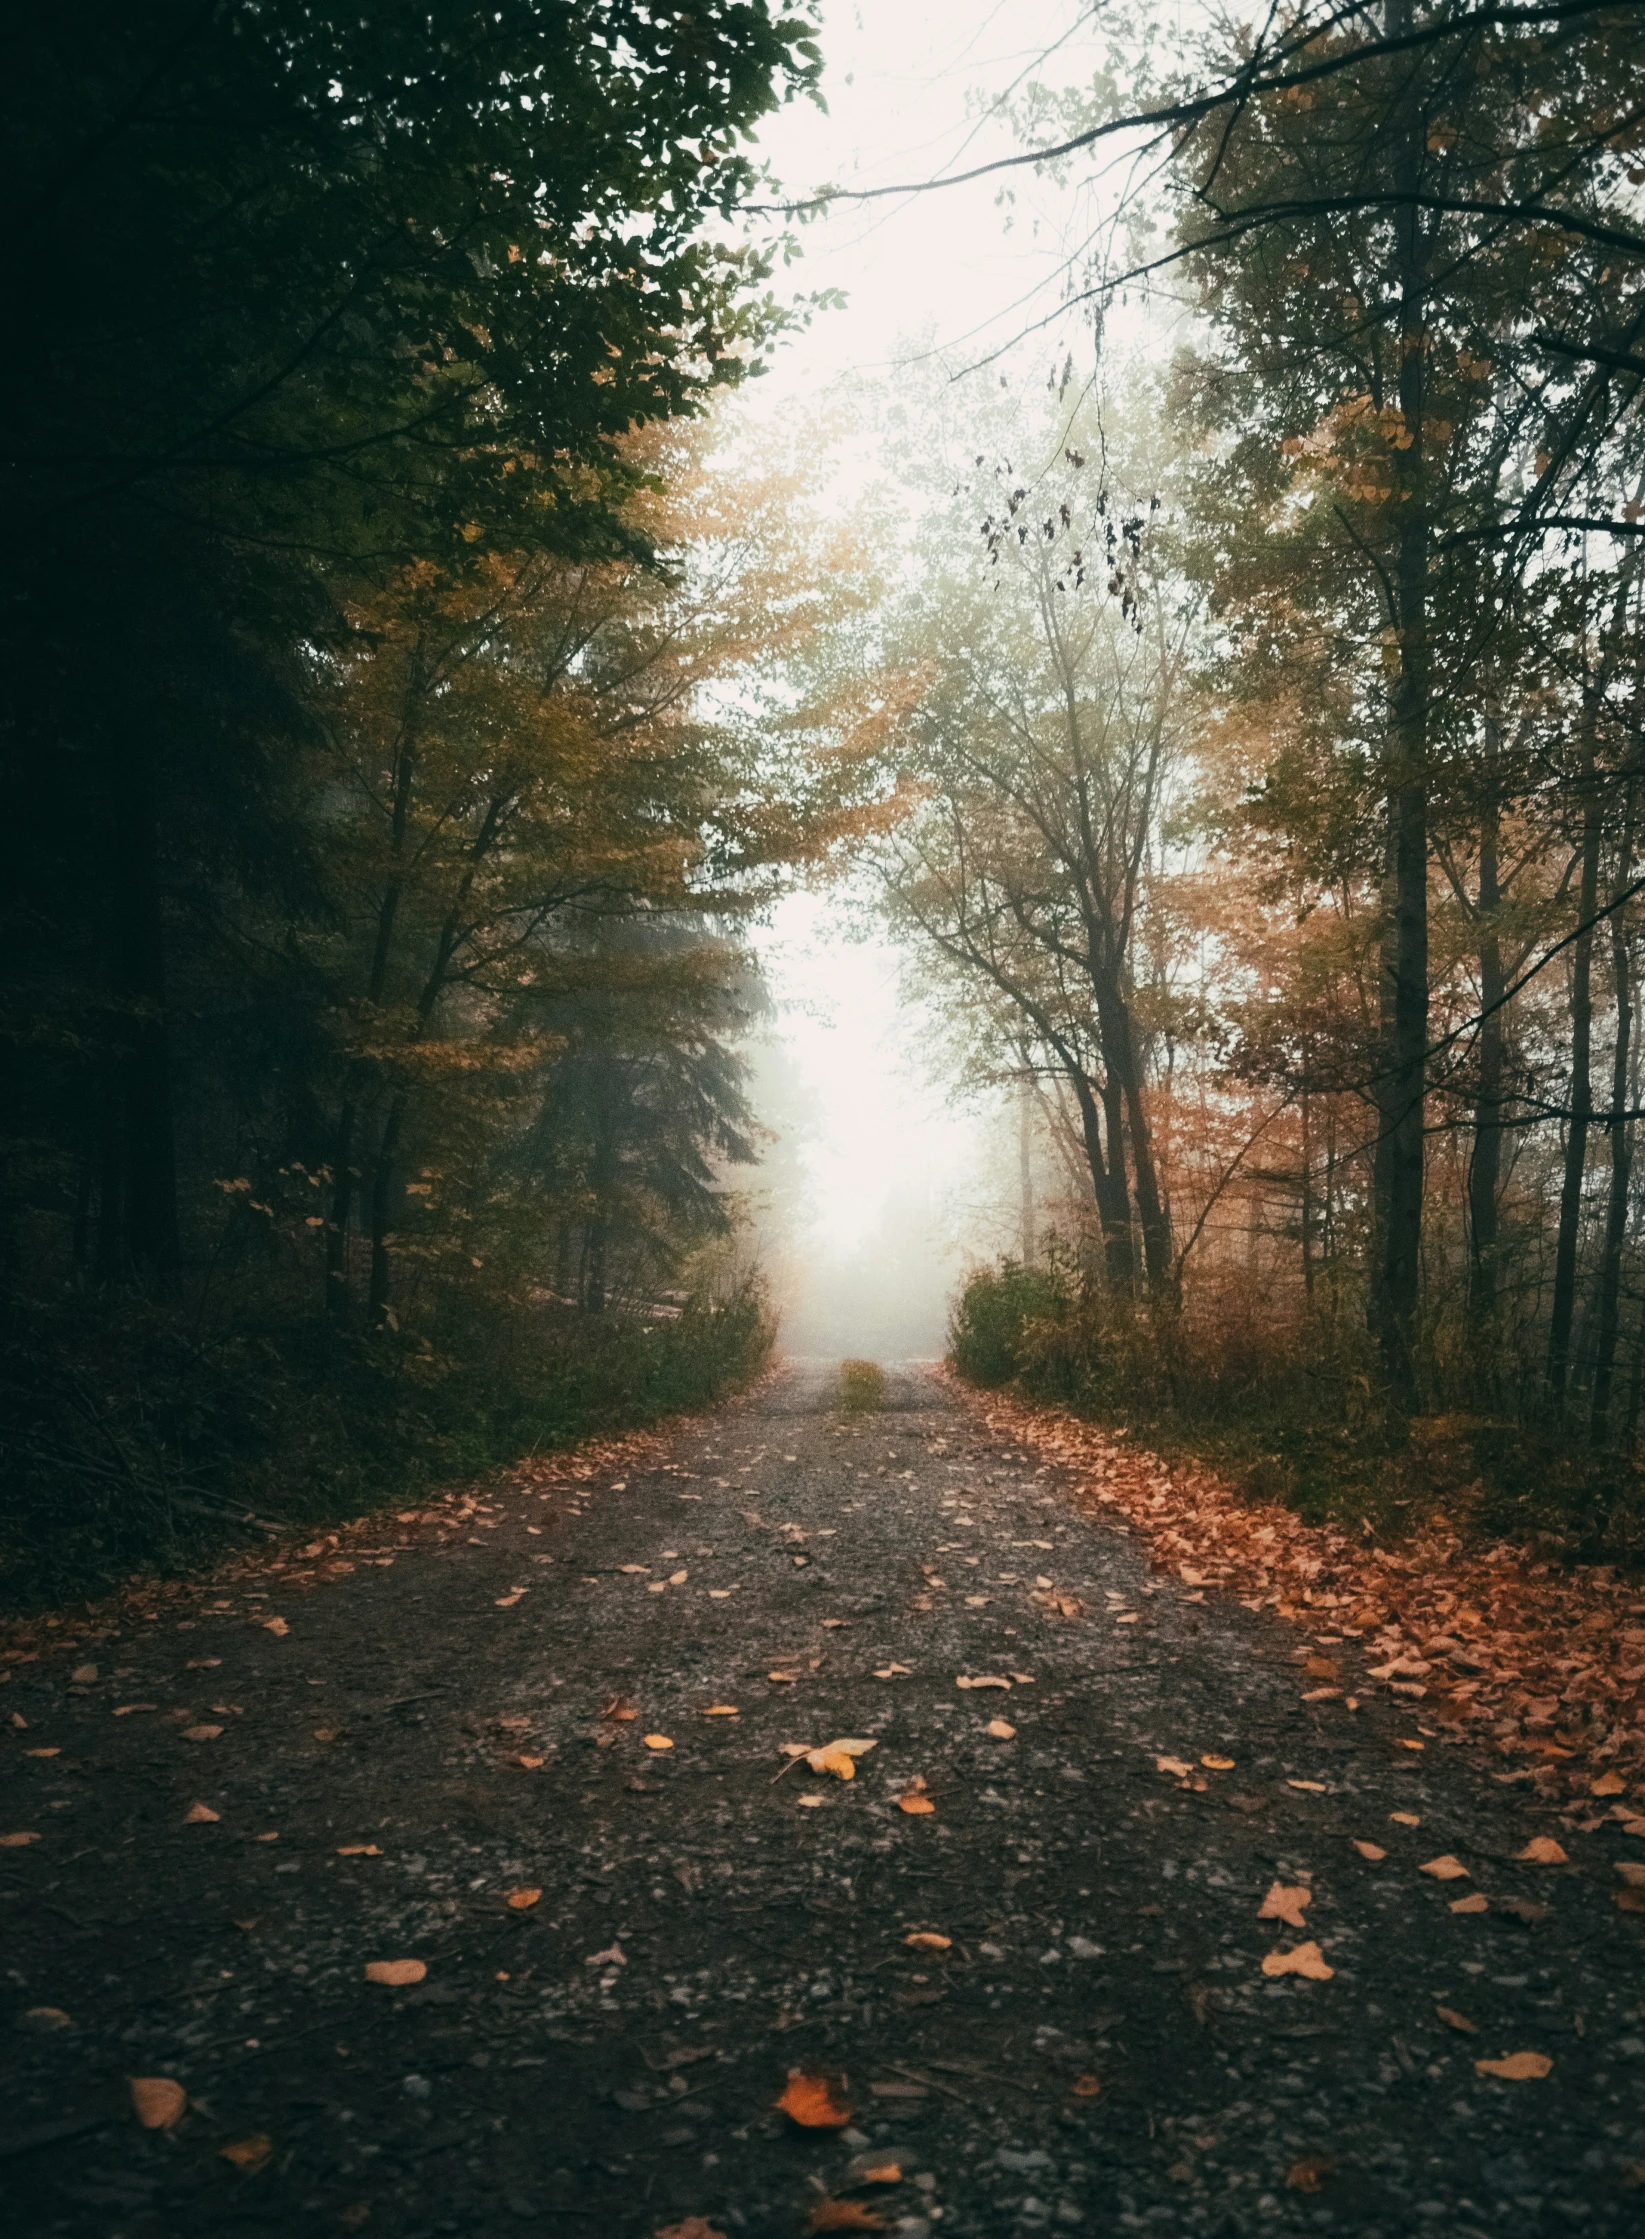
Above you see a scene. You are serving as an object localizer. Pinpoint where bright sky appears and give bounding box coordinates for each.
[739,3,1086,1317]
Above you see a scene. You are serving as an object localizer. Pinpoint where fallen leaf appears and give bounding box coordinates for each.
[261,1617,289,1638]
[70,1664,97,1684]
[24,1746,60,1757]
[797,1792,826,1807]
[643,1734,674,1751]
[776,2073,853,2129]
[985,1718,1017,1740]
[221,2133,273,2171]
[1436,2005,1478,2033]
[853,2160,903,2184]
[897,1781,936,1816]
[1516,1837,1568,1865]
[1008,1671,1036,1683]
[811,1747,859,1780]
[1419,1854,1470,1882]
[20,2006,73,2031]
[1352,1840,1386,1861]
[1475,2050,1553,2081]
[603,1697,638,1721]
[1156,1756,1194,1779]
[657,2221,728,2239]
[669,1569,689,1586]
[337,1844,381,1857]
[182,1725,222,1743]
[1617,1889,1645,1913]
[1287,2158,1332,2193]
[506,1887,541,1910]
[1261,1942,1333,1980]
[904,1931,952,1951]
[518,1754,546,1769]
[584,1944,626,1967]
[494,1593,524,1608]
[1450,1893,1490,1914]
[805,2205,884,2233]
[873,1664,911,1679]
[1202,1754,1236,1771]
[1258,1882,1311,1929]
[619,1565,648,1575]
[184,1803,220,1824]
[1071,2074,1103,2098]
[1389,1811,1421,1827]
[129,2076,187,2129]
[1591,1771,1627,1796]
[364,1960,426,1986]
[768,1671,797,1683]
[186,1658,221,1670]
[956,1675,1011,1690]
[1396,1738,1425,1750]
[1615,1860,1645,1888]
[701,1705,739,1717]
[1286,1779,1327,1793]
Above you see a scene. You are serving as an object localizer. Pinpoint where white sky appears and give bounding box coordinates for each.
[738,3,1088,1301]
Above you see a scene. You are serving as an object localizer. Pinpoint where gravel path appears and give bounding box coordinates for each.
[5,1361,1644,2237]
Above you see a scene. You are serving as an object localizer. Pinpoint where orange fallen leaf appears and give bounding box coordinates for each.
[873,1664,911,1679]
[1516,1837,1568,1865]
[517,1754,546,1769]
[337,1844,381,1856]
[956,1675,1010,1690]
[643,1734,673,1751]
[1287,2158,1332,2193]
[1202,1755,1235,1771]
[776,2072,852,2128]
[897,1784,936,1816]
[603,1697,639,1721]
[506,1887,542,1910]
[1436,2005,1477,2033]
[364,1959,425,1986]
[904,1931,952,1951]
[701,1705,739,1717]
[656,2222,728,2239]
[182,1725,222,1743]
[767,1671,797,1683]
[806,2205,884,2233]
[985,1719,1016,1740]
[1617,1889,1645,1914]
[1352,1840,1386,1861]
[494,1593,524,1608]
[184,1803,220,1824]
[1257,1882,1311,1930]
[24,1747,61,1758]
[1070,2074,1102,2098]
[1286,1779,1327,1793]
[0,1832,40,1847]
[1475,2050,1552,2081]
[1419,1855,1470,1882]
[1390,1811,1421,1827]
[1615,1860,1645,1888]
[129,2076,187,2129]
[261,1617,289,1638]
[855,2159,902,2183]
[1156,1756,1194,1779]
[1261,1941,1333,1981]
[1450,1892,1490,1914]
[1591,1771,1627,1796]
[220,2132,273,2171]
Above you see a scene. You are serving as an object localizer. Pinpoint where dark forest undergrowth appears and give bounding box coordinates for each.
[0,1282,771,1609]
[950,1255,1645,1572]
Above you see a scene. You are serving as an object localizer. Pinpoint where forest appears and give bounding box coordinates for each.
[6,0,1645,1595]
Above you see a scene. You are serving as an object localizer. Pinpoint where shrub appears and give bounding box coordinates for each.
[947,1261,1067,1388]
[838,1358,887,1412]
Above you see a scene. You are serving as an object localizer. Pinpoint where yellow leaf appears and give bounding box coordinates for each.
[129,2076,187,2129]
[904,1931,952,1950]
[1516,1837,1567,1865]
[1202,1755,1235,1770]
[768,1670,797,1683]
[1436,2005,1477,2033]
[1419,1854,1470,1881]
[1261,1941,1333,1981]
[337,1844,381,1856]
[701,1705,739,1717]
[1475,2050,1552,2081]
[1257,1882,1311,1929]
[517,1754,546,1769]
[985,1719,1016,1739]
[797,1792,826,1807]
[1352,1840,1386,1860]
[506,1887,542,1910]
[1389,1811,1421,1827]
[810,1747,857,1779]
[364,1959,425,1986]
[221,2133,273,2171]
[1450,1893,1490,1914]
[184,1803,220,1824]
[643,1734,674,1751]
[956,1675,1011,1690]
[1156,1756,1194,1779]
[261,1617,289,1637]
[897,1785,935,1815]
[776,2072,853,2128]
[1287,1779,1326,1793]
[1591,1771,1627,1796]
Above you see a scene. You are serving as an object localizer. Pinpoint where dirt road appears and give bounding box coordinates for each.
[5,1363,1643,2236]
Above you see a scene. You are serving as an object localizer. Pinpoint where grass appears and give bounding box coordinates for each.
[838,1358,887,1414]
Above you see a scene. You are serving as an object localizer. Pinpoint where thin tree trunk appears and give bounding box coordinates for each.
[1548,714,1601,1407]
[1300,1086,1315,1300]
[1019,1071,1036,1266]
[1468,760,1506,1380]
[366,1095,406,1328]
[1590,890,1633,1442]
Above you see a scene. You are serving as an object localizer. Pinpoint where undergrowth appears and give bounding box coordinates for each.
[0,1279,772,1607]
[949,1250,1645,1567]
[838,1358,887,1413]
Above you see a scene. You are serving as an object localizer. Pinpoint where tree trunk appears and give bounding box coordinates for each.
[1018,1070,1036,1265]
[1467,765,1506,1380]
[1548,715,1601,1407]
[1590,886,1633,1442]
[366,1095,406,1329]
[1062,1062,1131,1294]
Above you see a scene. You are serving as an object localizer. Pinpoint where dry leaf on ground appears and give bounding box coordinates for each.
[1615,1860,1645,1888]
[806,2205,885,2233]
[1450,1892,1491,1914]
[1261,1942,1334,1981]
[897,1776,935,1815]
[261,1617,289,1637]
[0,1832,40,1848]
[1516,1836,1568,1864]
[1420,1855,1470,1881]
[873,1664,911,1679]
[364,1959,425,1986]
[985,1718,1016,1739]
[955,1675,1010,1690]
[1202,1754,1235,1770]
[1071,2074,1102,2098]
[337,1843,381,1857]
[1390,1811,1421,1827]
[129,2077,187,2129]
[1592,1771,1627,1796]
[1475,2051,1553,2081]
[221,2133,273,2171]
[1352,1840,1386,1860]
[701,1704,739,1717]
[656,2221,728,2239]
[1287,1779,1327,1793]
[904,1931,951,1951]
[1287,2159,1332,2193]
[1436,2005,1478,2033]
[506,1887,541,1910]
[182,1725,222,1743]
[1257,1882,1311,1929]
[184,1803,219,1824]
[1156,1756,1194,1779]
[643,1734,673,1751]
[776,2072,853,2128]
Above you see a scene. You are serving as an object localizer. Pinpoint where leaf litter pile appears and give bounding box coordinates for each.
[3,1364,1645,2236]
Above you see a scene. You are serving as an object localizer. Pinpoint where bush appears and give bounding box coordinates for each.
[947,1261,1066,1388]
[838,1358,886,1412]
[0,1279,772,1607]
